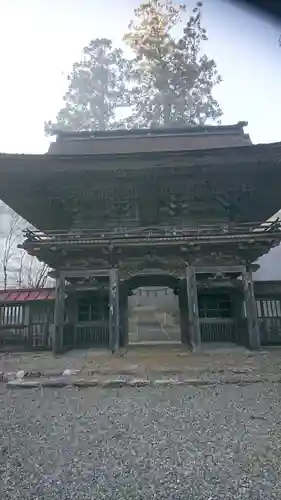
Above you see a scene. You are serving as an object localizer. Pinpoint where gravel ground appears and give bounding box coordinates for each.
[1,383,281,499]
[1,346,281,379]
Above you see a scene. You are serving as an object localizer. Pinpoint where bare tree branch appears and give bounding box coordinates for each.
[21,256,50,288]
[0,204,21,290]
[0,201,53,289]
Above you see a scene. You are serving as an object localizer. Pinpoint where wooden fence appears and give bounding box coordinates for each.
[0,302,110,351]
[0,302,53,350]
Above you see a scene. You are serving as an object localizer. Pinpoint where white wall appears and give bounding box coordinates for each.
[254,245,281,281]
[253,209,281,281]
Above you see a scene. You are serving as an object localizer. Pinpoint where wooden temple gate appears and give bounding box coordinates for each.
[1,220,278,353]
[1,125,281,353]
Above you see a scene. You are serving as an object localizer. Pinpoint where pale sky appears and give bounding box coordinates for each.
[0,0,280,153]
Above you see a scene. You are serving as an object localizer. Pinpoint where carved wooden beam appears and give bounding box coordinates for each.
[195,265,244,274]
[60,269,110,279]
[53,273,65,354]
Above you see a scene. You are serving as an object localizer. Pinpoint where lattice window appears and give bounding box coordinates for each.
[78,297,108,322]
[199,294,232,319]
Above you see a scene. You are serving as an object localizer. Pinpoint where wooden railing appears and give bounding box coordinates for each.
[22,220,281,245]
[200,318,237,343]
[75,322,109,347]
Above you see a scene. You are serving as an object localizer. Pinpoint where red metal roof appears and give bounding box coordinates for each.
[0,288,55,304]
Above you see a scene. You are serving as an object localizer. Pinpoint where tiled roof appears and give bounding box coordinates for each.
[0,288,55,304]
[48,122,252,155]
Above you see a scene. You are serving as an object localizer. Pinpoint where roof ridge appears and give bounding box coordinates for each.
[51,122,248,139]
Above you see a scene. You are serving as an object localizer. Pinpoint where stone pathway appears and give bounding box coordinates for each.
[6,374,281,390]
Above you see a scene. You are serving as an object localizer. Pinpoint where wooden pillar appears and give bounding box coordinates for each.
[109,267,120,353]
[231,289,245,346]
[66,293,77,349]
[178,280,189,344]
[119,286,129,347]
[242,266,260,350]
[25,303,32,345]
[185,262,201,350]
[53,273,65,354]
